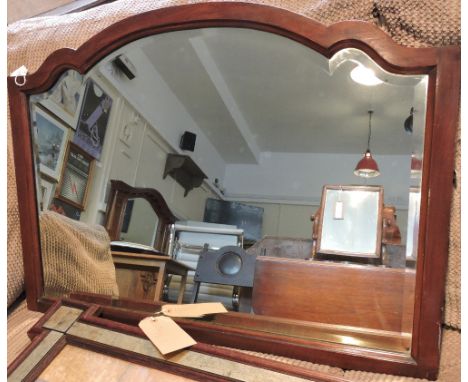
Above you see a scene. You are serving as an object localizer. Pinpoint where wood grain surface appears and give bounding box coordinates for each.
[38,345,195,382]
[252,257,415,333]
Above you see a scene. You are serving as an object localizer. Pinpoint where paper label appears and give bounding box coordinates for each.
[161,302,228,318]
[139,316,196,355]
[333,200,344,220]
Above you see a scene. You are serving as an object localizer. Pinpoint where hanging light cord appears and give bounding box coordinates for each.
[367,110,373,151]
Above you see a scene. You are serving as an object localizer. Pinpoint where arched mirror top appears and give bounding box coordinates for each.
[107,180,177,224]
[9,3,454,96]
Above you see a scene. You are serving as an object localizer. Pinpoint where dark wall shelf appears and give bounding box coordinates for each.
[163,154,207,197]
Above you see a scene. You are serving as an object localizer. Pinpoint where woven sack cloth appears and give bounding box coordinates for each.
[39,210,119,298]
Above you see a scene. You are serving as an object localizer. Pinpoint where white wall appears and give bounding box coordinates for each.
[235,199,408,243]
[224,152,412,209]
[80,72,218,226]
[97,47,227,189]
[246,201,317,239]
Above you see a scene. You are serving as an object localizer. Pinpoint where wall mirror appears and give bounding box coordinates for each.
[119,198,160,246]
[8,3,459,379]
[316,185,384,258]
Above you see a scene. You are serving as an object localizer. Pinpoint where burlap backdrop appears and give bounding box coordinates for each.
[6,1,461,381]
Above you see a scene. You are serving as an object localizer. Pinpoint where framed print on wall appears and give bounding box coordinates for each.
[49,198,82,220]
[39,70,85,129]
[39,178,56,211]
[56,142,95,210]
[73,79,113,160]
[31,104,69,181]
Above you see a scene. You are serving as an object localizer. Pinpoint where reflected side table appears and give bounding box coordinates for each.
[111,251,193,303]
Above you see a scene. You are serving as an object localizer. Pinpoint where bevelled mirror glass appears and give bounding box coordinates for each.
[29,27,428,355]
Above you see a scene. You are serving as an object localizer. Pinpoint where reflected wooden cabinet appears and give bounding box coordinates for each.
[252,257,415,337]
[112,251,193,303]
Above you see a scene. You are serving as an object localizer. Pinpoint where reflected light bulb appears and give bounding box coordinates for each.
[350,65,383,86]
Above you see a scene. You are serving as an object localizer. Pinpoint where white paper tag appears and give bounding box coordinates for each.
[333,200,344,220]
[161,302,228,318]
[10,65,28,78]
[139,316,196,355]
[10,65,28,86]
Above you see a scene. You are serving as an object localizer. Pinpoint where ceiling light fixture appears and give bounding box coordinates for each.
[404,107,414,134]
[350,65,383,86]
[354,110,380,178]
[410,152,422,176]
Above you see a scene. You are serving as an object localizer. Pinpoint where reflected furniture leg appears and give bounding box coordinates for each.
[154,263,166,301]
[191,281,201,303]
[177,272,188,304]
[111,252,194,303]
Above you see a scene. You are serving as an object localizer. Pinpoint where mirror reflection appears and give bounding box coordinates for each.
[30,27,427,354]
[119,198,159,246]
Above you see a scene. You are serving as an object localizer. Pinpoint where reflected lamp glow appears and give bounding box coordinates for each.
[350,65,383,86]
[340,335,362,346]
[354,111,380,178]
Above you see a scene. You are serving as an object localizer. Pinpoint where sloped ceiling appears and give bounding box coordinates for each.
[129,28,425,162]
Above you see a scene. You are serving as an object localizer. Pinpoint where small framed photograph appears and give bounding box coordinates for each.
[39,178,56,211]
[56,142,95,210]
[32,104,70,181]
[39,70,84,129]
[73,79,113,160]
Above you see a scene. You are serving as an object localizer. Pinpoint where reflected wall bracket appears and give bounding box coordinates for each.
[163,154,207,197]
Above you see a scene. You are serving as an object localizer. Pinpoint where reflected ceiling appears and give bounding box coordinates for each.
[138,28,421,159]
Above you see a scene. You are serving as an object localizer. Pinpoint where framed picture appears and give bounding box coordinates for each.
[316,185,384,258]
[49,198,82,220]
[56,142,95,210]
[32,104,70,181]
[39,178,56,211]
[39,70,84,129]
[73,79,113,160]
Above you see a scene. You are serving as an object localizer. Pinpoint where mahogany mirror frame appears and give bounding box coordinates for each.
[8,297,349,382]
[7,2,460,379]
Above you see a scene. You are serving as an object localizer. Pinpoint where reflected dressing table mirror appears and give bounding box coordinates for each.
[8,3,460,379]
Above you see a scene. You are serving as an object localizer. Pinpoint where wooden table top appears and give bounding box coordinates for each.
[111,251,194,271]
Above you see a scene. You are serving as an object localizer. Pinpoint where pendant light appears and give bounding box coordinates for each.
[354,110,380,178]
[410,152,422,177]
[404,107,414,134]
